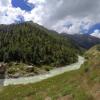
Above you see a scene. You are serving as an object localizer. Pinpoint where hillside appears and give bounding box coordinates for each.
[85,45,100,68]
[61,33,100,49]
[85,44,100,58]
[0,22,79,65]
[0,22,79,78]
[0,45,99,100]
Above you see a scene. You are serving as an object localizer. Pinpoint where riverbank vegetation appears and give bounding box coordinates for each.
[0,45,99,100]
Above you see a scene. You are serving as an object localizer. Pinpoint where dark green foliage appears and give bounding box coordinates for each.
[0,22,78,67]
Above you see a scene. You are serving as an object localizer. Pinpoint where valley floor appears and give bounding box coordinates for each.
[0,56,84,86]
[0,55,99,100]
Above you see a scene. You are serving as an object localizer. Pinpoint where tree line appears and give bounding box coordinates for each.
[0,22,78,67]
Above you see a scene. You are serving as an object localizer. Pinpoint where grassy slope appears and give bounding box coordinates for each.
[0,46,100,100]
[0,70,93,100]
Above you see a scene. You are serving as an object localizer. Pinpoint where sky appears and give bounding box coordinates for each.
[0,0,100,38]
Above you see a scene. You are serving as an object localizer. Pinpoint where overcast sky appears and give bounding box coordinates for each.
[0,0,100,38]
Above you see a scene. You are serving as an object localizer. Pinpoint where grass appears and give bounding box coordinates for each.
[0,47,100,100]
[0,63,98,100]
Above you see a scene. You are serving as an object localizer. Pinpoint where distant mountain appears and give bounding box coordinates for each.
[0,22,79,67]
[61,33,100,49]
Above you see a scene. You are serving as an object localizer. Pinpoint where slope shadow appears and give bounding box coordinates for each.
[0,64,6,86]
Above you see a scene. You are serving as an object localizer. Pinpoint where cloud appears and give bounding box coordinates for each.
[91,30,100,38]
[51,17,94,34]
[0,0,100,37]
[0,0,10,6]
[38,0,100,27]
[0,0,45,24]
[15,15,25,23]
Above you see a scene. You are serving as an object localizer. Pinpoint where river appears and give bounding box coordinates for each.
[0,56,85,86]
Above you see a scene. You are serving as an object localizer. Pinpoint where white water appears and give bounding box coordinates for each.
[0,56,85,86]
